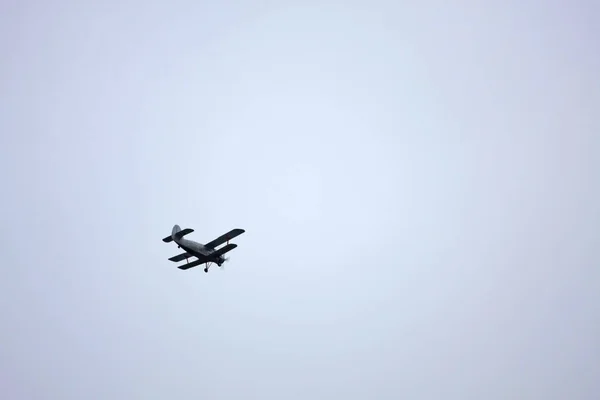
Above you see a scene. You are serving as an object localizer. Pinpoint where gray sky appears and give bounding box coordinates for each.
[1,1,599,399]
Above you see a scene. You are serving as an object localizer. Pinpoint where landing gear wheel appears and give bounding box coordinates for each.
[204,267,208,273]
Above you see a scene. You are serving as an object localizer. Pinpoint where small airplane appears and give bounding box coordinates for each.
[162,224,245,272]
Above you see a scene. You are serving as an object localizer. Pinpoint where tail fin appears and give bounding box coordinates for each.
[172,224,181,240]
[171,225,194,240]
[162,225,185,243]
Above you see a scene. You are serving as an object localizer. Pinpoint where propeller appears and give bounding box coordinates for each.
[219,256,230,271]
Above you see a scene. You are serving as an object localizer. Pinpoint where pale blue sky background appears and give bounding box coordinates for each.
[1,1,599,399]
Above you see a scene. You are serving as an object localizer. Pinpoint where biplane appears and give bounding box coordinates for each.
[162,224,245,272]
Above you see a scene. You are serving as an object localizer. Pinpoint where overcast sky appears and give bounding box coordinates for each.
[1,1,599,399]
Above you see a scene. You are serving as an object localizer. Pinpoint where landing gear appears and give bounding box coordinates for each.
[204,261,212,273]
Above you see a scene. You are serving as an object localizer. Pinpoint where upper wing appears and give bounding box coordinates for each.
[162,228,194,242]
[204,229,245,249]
[168,252,192,262]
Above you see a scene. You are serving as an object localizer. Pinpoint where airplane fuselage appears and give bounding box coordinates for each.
[175,237,226,264]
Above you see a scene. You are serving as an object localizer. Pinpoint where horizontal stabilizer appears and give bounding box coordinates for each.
[162,228,194,242]
[169,252,192,262]
[204,229,245,249]
[175,228,194,238]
